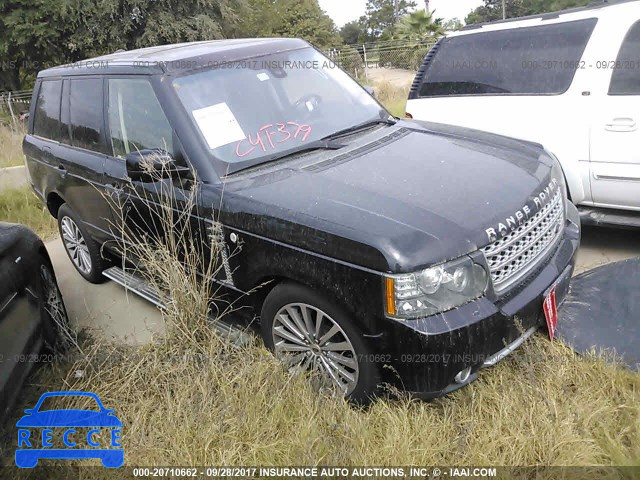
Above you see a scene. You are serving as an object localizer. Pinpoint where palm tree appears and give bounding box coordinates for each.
[395,9,444,42]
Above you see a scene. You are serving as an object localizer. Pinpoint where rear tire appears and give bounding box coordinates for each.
[57,204,108,283]
[261,282,381,404]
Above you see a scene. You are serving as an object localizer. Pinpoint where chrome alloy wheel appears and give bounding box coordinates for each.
[61,216,92,274]
[272,303,359,395]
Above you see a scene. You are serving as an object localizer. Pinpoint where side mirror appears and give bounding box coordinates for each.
[364,85,375,97]
[125,149,191,181]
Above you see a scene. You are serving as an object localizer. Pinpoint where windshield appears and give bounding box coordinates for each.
[172,47,389,174]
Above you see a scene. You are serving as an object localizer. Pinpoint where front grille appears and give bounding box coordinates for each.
[482,190,564,294]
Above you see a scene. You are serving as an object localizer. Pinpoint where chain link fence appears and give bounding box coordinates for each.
[0,90,32,126]
[325,40,436,82]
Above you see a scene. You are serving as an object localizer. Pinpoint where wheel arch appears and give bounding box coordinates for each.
[45,192,65,219]
[248,271,379,338]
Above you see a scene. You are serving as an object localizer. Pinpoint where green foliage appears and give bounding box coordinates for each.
[0,187,57,240]
[465,0,593,24]
[0,0,75,90]
[0,0,244,90]
[362,0,417,38]
[442,17,464,32]
[241,0,342,48]
[340,21,367,46]
[395,9,443,42]
[68,0,243,58]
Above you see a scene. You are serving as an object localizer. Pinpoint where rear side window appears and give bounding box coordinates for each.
[33,80,62,140]
[418,18,597,97]
[609,21,640,95]
[69,78,105,152]
[107,78,173,158]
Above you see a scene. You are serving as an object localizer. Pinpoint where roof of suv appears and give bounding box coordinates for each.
[456,0,639,35]
[38,37,310,78]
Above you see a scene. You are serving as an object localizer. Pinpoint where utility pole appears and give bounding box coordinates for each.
[502,0,506,19]
[425,0,430,12]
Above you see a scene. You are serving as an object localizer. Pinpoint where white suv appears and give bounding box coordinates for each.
[406,0,640,227]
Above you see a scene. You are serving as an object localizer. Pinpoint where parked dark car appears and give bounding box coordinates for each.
[0,222,68,417]
[23,39,580,402]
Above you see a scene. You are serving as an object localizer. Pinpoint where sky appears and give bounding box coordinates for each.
[318,0,484,27]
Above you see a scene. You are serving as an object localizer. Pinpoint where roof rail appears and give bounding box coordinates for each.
[461,0,638,30]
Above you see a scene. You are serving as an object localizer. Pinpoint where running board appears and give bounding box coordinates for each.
[102,266,252,346]
[103,266,166,308]
[579,206,640,229]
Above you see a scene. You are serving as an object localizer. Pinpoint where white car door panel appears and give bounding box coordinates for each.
[589,19,640,209]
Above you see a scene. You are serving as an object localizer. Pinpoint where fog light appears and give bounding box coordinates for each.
[454,367,472,384]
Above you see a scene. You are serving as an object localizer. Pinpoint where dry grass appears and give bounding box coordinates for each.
[3,323,639,475]
[0,123,26,168]
[371,80,410,118]
[0,187,57,239]
[1,98,639,478]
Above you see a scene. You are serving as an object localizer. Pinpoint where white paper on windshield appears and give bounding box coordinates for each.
[257,72,270,81]
[192,103,246,149]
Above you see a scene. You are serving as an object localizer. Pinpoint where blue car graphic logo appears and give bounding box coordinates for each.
[15,391,123,468]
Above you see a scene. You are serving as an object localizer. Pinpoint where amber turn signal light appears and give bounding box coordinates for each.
[385,277,396,316]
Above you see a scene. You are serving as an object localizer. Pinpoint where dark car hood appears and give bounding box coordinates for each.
[16,410,123,428]
[220,121,557,273]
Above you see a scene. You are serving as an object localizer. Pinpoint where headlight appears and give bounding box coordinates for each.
[385,256,489,319]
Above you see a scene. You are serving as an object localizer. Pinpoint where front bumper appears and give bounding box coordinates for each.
[379,203,581,398]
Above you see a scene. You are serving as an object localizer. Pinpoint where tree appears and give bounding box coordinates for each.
[242,0,342,48]
[442,17,463,32]
[340,20,367,45]
[465,0,591,24]
[0,0,245,91]
[0,0,74,90]
[395,10,443,42]
[67,0,243,58]
[362,0,417,38]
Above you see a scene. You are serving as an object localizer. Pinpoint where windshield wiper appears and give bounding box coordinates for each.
[226,115,396,176]
[322,116,397,141]
[227,139,345,176]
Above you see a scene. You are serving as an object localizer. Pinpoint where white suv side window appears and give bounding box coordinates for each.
[609,21,640,95]
[107,78,173,158]
[417,18,597,97]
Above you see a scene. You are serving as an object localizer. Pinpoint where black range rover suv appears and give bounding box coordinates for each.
[23,38,581,402]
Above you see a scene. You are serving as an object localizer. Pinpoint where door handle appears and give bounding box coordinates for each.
[56,165,67,178]
[605,118,637,132]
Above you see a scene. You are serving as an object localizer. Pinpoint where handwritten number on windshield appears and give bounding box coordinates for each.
[236,122,312,157]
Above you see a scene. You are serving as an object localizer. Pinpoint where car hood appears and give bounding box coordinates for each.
[16,410,123,428]
[220,120,559,273]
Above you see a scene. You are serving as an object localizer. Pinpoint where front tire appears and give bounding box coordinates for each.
[57,204,108,283]
[39,258,70,352]
[261,282,380,403]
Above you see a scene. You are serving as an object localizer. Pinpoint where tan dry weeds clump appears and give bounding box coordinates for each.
[0,123,26,168]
